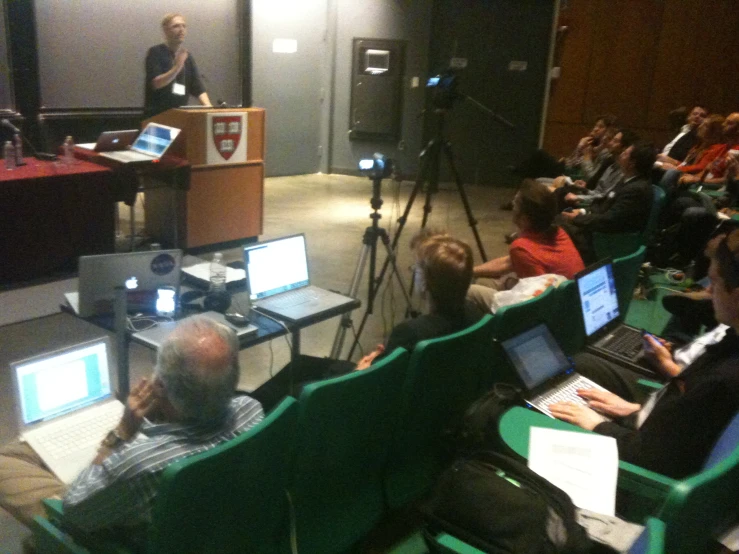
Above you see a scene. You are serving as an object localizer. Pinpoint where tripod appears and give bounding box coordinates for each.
[330,176,413,360]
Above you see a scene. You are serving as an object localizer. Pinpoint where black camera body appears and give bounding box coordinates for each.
[426,71,460,110]
[359,153,393,180]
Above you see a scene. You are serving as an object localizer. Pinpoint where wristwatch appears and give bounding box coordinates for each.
[101,428,127,449]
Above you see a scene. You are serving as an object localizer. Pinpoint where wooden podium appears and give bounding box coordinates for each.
[143,107,265,249]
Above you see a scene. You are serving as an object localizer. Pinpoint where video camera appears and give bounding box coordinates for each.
[426,70,460,110]
[358,153,393,180]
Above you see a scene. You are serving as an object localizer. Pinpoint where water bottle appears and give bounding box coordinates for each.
[3,141,15,170]
[63,136,75,164]
[209,252,227,293]
[13,134,23,165]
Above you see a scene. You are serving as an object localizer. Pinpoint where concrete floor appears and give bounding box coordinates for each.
[0,173,514,552]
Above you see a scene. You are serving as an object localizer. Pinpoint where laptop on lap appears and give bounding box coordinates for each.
[243,234,356,322]
[12,337,125,484]
[576,260,659,377]
[100,123,180,164]
[501,323,610,419]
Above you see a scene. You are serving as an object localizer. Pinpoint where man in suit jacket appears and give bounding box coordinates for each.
[560,140,656,263]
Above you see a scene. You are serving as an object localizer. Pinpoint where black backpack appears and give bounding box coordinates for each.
[422,450,595,554]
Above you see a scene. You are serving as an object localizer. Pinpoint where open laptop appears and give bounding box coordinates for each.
[77,129,139,152]
[243,234,356,322]
[576,260,658,377]
[12,337,125,484]
[65,249,183,317]
[99,122,180,163]
[132,311,257,349]
[501,323,611,418]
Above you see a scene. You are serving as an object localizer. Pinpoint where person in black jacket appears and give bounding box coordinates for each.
[548,228,739,479]
[560,140,655,263]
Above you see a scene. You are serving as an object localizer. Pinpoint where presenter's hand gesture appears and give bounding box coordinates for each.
[174,48,189,70]
[577,389,640,418]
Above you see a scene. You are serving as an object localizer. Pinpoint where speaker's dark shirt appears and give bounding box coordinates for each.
[144,44,206,119]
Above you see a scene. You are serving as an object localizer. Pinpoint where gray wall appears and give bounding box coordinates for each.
[329,0,433,175]
[34,0,242,109]
[0,0,12,112]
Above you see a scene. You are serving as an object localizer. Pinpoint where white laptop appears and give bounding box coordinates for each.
[501,323,610,419]
[100,122,180,163]
[77,129,139,152]
[132,311,257,349]
[65,249,183,317]
[243,234,356,322]
[12,337,125,484]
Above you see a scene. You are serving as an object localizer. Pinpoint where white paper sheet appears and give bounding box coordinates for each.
[528,427,618,516]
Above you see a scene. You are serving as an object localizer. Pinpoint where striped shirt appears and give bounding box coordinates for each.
[63,395,264,532]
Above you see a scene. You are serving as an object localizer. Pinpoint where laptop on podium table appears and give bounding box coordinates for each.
[100,122,180,164]
[76,129,140,152]
[243,234,356,322]
[12,337,125,484]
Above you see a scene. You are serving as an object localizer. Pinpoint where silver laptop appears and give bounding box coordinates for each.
[12,337,125,484]
[132,311,257,349]
[100,123,180,163]
[65,249,183,317]
[501,323,610,419]
[576,260,658,377]
[77,129,139,152]
[243,234,356,322]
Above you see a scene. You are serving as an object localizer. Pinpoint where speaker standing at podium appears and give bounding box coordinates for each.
[144,13,212,119]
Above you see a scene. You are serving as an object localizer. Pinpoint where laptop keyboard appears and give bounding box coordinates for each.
[32,403,123,461]
[534,375,607,418]
[262,288,321,309]
[603,327,643,359]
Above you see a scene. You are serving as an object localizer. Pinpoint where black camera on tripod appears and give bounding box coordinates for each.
[426,70,460,110]
[358,153,393,180]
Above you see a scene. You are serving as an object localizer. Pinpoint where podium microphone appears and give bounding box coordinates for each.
[1,118,57,161]
[216,99,229,108]
[1,118,21,134]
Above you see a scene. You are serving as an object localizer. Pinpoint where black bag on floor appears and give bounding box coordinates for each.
[422,450,595,554]
[454,383,523,455]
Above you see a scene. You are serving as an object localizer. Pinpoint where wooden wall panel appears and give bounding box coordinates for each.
[543,0,739,159]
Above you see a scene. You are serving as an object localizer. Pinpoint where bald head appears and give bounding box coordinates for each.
[155,316,239,423]
[723,113,739,140]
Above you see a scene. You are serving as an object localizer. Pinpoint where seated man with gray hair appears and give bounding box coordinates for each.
[0,315,263,547]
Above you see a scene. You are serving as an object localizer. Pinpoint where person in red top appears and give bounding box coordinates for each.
[467,179,585,311]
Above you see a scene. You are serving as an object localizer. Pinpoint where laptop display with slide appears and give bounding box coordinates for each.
[100,123,180,163]
[76,129,139,152]
[65,249,183,317]
[12,337,125,484]
[243,234,356,322]
[576,260,658,377]
[501,323,609,418]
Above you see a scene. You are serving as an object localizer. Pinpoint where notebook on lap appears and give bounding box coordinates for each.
[501,323,610,419]
[100,123,180,163]
[77,129,139,152]
[575,260,658,377]
[243,234,356,322]
[65,249,183,317]
[12,337,125,484]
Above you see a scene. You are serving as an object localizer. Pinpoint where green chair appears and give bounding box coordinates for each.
[490,285,558,343]
[33,397,300,554]
[593,185,666,260]
[384,315,496,509]
[612,245,647,316]
[290,348,410,554]
[628,518,666,554]
[498,407,739,551]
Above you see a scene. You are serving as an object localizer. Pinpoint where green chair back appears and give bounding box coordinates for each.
[384,315,496,509]
[593,185,665,260]
[490,285,558,343]
[148,397,299,554]
[612,245,647,315]
[290,348,410,554]
[629,518,665,554]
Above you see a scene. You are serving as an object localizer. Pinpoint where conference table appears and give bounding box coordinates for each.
[0,157,114,284]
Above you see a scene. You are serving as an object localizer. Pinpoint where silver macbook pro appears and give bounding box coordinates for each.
[77,129,139,152]
[100,123,180,163]
[243,234,356,322]
[12,337,125,484]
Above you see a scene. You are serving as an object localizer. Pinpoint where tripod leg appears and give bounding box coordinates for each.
[331,243,372,359]
[379,230,414,308]
[441,141,488,261]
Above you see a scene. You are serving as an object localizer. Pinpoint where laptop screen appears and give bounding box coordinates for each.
[501,324,571,390]
[243,234,310,300]
[576,261,620,337]
[131,123,180,157]
[13,338,113,426]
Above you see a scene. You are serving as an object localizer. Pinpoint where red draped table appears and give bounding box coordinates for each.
[0,157,114,284]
